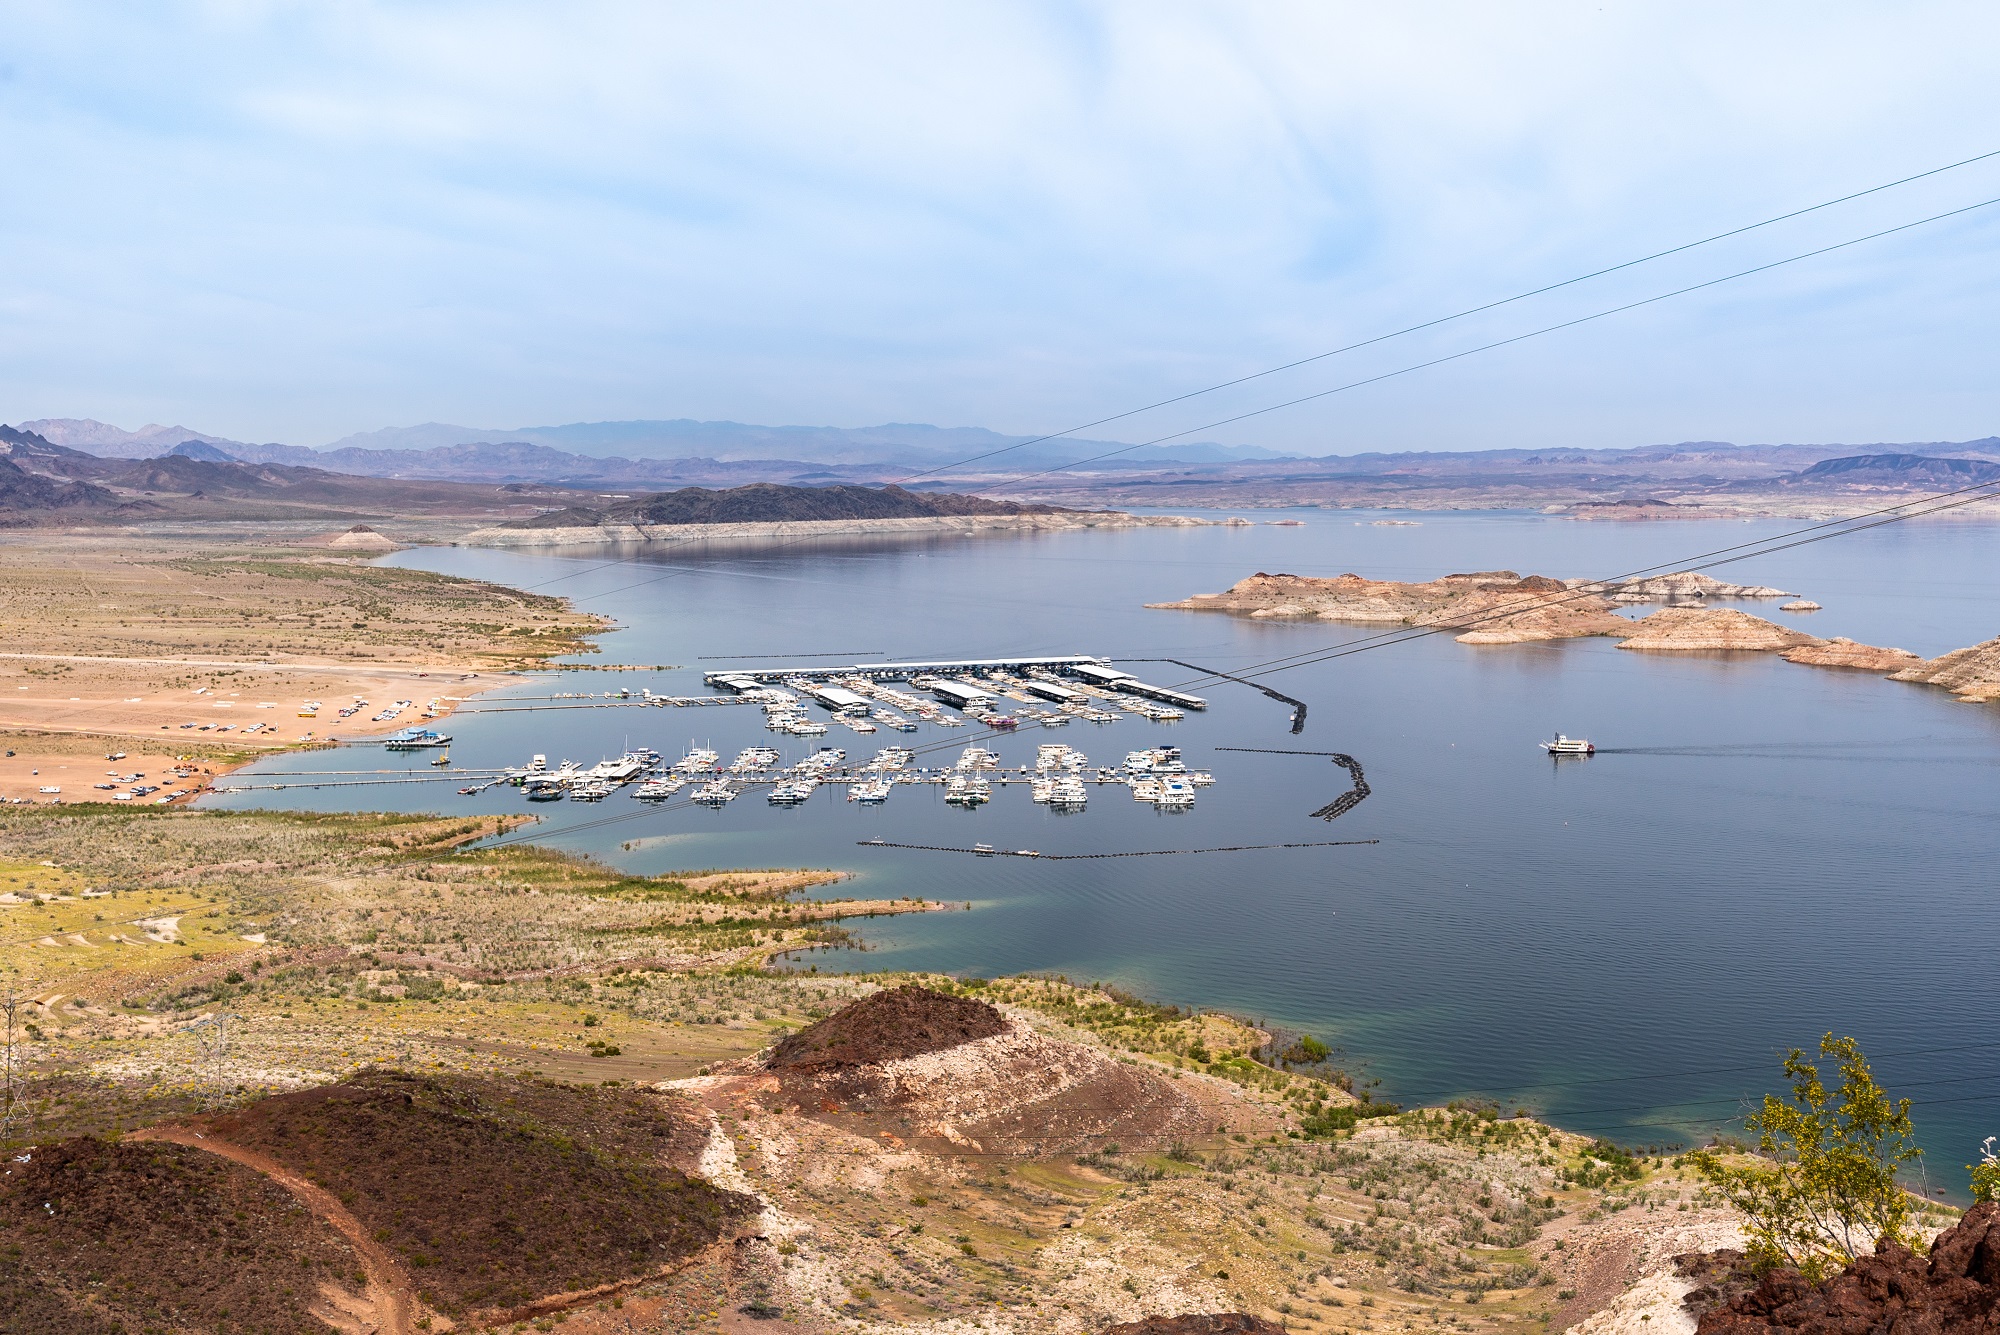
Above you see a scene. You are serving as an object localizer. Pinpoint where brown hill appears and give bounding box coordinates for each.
[504,481,1071,528]
[754,985,1206,1156]
[0,1135,369,1335]
[768,982,1008,1069]
[184,1069,754,1323]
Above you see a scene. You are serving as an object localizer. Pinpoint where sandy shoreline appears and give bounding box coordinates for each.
[0,528,616,806]
[0,664,521,805]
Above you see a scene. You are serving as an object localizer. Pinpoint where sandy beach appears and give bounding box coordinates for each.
[0,529,606,804]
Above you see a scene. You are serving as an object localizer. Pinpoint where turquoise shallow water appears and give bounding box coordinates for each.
[203,509,2000,1193]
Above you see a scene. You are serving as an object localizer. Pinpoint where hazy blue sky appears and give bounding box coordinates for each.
[4,2,1999,452]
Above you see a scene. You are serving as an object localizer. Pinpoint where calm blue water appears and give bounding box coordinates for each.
[205,510,2000,1192]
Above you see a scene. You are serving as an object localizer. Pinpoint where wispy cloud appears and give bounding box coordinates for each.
[1,1,1997,449]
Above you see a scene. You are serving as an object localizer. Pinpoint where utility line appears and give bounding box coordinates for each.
[894,146,2000,484]
[504,157,2000,595]
[495,186,2000,622]
[967,194,2000,493]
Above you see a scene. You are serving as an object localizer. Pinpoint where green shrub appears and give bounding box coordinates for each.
[1689,1034,1922,1281]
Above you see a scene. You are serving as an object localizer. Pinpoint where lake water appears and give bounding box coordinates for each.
[204,509,2000,1192]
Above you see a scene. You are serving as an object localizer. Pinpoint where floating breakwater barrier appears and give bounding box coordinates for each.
[1214,746,1370,822]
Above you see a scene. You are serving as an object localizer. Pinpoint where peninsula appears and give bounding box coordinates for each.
[466,481,1208,548]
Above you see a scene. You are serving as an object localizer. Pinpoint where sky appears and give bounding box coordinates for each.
[3,1,2000,453]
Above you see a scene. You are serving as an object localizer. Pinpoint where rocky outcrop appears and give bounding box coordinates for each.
[1890,635,2000,703]
[1568,572,1792,602]
[1694,1201,2000,1333]
[1781,601,1821,612]
[1781,638,1923,672]
[1149,570,1634,644]
[1617,608,1822,653]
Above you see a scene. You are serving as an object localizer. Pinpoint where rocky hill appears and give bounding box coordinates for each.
[0,422,602,522]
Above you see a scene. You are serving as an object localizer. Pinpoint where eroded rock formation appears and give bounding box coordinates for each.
[1890,635,2000,703]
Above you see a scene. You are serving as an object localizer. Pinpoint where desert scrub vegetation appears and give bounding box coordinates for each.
[1689,1034,1929,1281]
[0,806,923,983]
[938,974,1359,1109]
[0,533,607,667]
[0,807,940,1143]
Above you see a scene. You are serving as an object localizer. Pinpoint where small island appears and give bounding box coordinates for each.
[1149,568,1998,702]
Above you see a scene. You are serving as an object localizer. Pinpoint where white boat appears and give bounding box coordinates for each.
[848,779,892,804]
[584,754,648,783]
[692,780,737,805]
[571,778,615,801]
[1049,776,1089,809]
[633,775,685,800]
[1543,734,1596,755]
[956,746,999,770]
[524,775,565,801]
[729,747,780,772]
[1154,777,1195,808]
[944,774,990,806]
[1030,777,1054,803]
[768,780,816,805]
[674,747,721,774]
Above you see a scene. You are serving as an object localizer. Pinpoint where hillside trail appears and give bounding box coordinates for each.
[126,1124,419,1335]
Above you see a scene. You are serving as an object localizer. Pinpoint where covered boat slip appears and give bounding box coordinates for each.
[701,654,1206,709]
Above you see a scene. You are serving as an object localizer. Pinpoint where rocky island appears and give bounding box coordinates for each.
[1150,567,2000,702]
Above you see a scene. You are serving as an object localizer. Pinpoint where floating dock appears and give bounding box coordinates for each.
[701,654,1206,709]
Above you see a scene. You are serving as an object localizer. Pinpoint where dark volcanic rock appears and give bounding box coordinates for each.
[1102,1316,1288,1334]
[767,984,1006,1069]
[1695,1202,2000,1334]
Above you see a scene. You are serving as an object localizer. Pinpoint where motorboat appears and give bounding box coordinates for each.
[768,781,816,805]
[674,747,721,774]
[692,780,737,805]
[1542,734,1596,756]
[848,779,892,804]
[634,775,686,800]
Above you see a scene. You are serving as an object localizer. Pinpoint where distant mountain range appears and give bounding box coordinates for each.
[19,416,1289,478]
[9,417,2000,518]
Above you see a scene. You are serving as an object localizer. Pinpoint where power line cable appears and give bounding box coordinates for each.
[965,194,2000,494]
[506,154,2000,594]
[893,146,2000,484]
[459,184,2000,623]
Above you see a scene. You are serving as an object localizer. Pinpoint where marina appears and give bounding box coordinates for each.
[195,510,2000,1167]
[226,735,1230,813]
